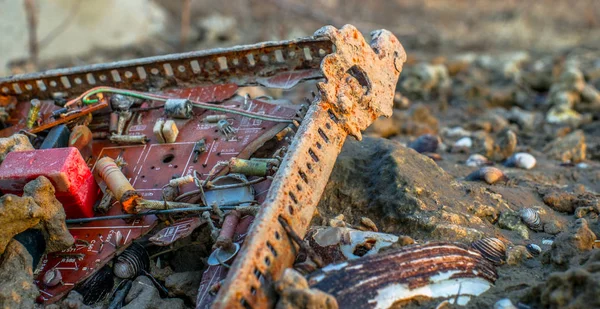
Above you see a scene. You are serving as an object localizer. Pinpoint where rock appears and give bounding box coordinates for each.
[165,271,202,305]
[150,258,174,281]
[0,194,43,254]
[544,130,586,163]
[401,63,451,100]
[367,105,439,138]
[0,240,38,309]
[506,245,532,266]
[473,129,517,161]
[0,134,34,163]
[51,290,93,309]
[543,190,577,213]
[543,220,566,235]
[124,276,186,309]
[544,219,596,266]
[507,107,538,130]
[317,137,500,243]
[498,211,529,240]
[523,250,600,308]
[274,268,338,309]
[23,176,74,252]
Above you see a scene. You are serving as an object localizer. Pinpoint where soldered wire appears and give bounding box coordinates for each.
[64,86,296,123]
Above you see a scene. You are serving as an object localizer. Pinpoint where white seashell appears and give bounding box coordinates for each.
[526,244,542,256]
[308,242,497,308]
[442,126,472,137]
[505,153,536,170]
[471,237,506,265]
[494,298,518,309]
[466,154,490,167]
[454,137,473,148]
[576,163,589,169]
[542,239,554,246]
[520,208,542,231]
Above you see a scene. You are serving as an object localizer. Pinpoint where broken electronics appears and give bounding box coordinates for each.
[0,25,488,309]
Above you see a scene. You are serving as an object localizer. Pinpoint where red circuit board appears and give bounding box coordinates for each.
[0,85,302,304]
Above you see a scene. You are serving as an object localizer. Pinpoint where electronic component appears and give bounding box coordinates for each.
[193,139,207,163]
[109,134,148,144]
[26,99,41,129]
[153,119,166,143]
[40,125,71,149]
[164,99,193,119]
[95,156,141,214]
[0,147,99,218]
[162,120,179,143]
[228,158,278,176]
[217,119,235,139]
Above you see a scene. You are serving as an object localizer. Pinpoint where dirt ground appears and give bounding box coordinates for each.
[3,1,600,308]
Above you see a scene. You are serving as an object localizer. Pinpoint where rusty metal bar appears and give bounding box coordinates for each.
[0,38,332,101]
[213,25,405,309]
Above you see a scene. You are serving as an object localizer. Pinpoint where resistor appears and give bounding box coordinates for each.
[168,175,195,187]
[109,134,148,144]
[109,112,119,134]
[204,114,228,123]
[95,157,141,214]
[26,99,41,129]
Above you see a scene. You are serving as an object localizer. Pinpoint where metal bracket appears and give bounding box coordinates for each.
[212,25,405,309]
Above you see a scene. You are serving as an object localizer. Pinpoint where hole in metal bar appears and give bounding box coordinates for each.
[318,128,329,143]
[136,67,147,79]
[60,77,71,88]
[110,70,121,82]
[308,148,319,162]
[24,84,32,91]
[86,74,96,85]
[217,57,228,70]
[303,47,312,61]
[298,170,308,184]
[124,71,133,79]
[163,63,174,76]
[49,80,57,87]
[74,77,82,85]
[274,50,284,63]
[246,54,255,66]
[289,192,298,204]
[266,241,278,257]
[36,80,46,91]
[177,65,186,72]
[190,60,201,73]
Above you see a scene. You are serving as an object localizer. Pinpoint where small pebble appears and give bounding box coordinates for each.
[454,137,473,148]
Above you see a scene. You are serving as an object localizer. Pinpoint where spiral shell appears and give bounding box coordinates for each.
[408,134,439,153]
[466,154,491,167]
[471,237,506,265]
[520,208,542,231]
[504,153,536,170]
[466,166,508,184]
[113,242,149,279]
[526,244,542,256]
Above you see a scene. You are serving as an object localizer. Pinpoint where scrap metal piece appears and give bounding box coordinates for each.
[213,25,405,308]
[149,217,206,246]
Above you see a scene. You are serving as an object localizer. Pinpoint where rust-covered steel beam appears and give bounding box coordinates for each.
[212,25,406,309]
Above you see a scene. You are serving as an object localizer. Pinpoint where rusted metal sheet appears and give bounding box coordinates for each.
[0,39,332,101]
[212,25,405,309]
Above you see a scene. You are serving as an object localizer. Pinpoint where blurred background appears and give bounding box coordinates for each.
[1,0,599,76]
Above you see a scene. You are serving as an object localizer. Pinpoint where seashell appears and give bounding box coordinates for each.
[526,244,542,256]
[454,137,473,148]
[302,227,399,265]
[113,242,149,279]
[466,154,492,167]
[520,208,542,231]
[504,153,536,170]
[471,237,506,265]
[542,239,554,246]
[75,265,114,305]
[494,298,518,309]
[408,134,439,153]
[466,167,508,184]
[307,242,498,307]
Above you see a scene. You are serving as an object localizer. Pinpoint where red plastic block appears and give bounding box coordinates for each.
[0,147,99,218]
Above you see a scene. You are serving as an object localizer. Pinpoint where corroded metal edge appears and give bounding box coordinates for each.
[212,25,405,309]
[0,38,332,101]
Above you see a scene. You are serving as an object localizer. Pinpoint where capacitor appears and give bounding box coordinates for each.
[214,210,241,251]
[162,120,179,143]
[153,119,166,143]
[164,99,192,119]
[26,99,41,129]
[109,134,148,144]
[69,125,93,150]
[228,158,273,176]
[95,156,141,214]
[40,124,71,149]
[110,94,135,111]
[51,107,69,119]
